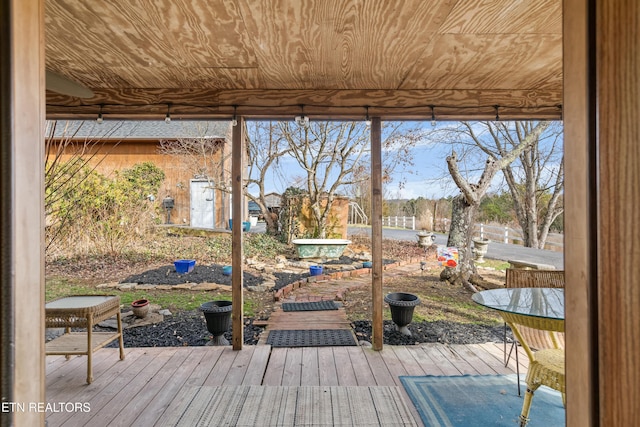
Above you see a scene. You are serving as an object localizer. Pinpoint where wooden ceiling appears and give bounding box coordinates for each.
[45,0,563,121]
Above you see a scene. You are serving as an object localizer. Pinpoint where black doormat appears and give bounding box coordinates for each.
[266,329,357,347]
[281,301,339,312]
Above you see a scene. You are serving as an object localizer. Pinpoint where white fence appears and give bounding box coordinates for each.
[350,215,564,251]
[381,216,416,230]
[474,223,564,252]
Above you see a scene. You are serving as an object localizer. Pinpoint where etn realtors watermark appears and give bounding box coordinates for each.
[1,402,90,413]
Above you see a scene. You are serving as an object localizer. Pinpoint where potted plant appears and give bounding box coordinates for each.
[131,298,150,318]
[384,292,421,336]
[416,230,436,248]
[200,301,233,345]
[472,237,490,263]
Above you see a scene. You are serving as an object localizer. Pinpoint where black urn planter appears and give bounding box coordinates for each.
[384,292,421,336]
[200,301,232,346]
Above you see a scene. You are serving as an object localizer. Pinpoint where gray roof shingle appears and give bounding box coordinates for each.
[48,120,231,140]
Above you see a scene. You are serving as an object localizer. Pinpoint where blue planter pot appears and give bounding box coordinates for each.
[309,265,323,276]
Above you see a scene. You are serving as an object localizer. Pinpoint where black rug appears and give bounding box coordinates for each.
[281,301,339,312]
[266,329,357,347]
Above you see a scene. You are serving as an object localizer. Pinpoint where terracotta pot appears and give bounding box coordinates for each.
[131,298,150,318]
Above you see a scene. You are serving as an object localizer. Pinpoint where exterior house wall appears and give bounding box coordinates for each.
[47,138,231,229]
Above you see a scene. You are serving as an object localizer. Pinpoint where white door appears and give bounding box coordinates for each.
[190,180,215,229]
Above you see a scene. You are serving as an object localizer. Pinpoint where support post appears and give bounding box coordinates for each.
[231,117,244,350]
[371,117,383,351]
[1,0,46,425]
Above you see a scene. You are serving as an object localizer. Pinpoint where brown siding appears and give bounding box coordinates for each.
[48,138,231,229]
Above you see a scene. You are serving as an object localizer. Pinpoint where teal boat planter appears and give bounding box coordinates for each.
[292,239,351,259]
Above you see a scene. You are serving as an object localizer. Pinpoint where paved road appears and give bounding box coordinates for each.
[249,223,564,269]
[347,226,564,269]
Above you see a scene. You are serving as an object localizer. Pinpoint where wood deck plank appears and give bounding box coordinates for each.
[54,349,166,427]
[377,347,410,386]
[317,347,339,386]
[419,343,462,375]
[202,347,242,386]
[183,346,224,388]
[435,344,481,375]
[362,347,397,386]
[346,347,377,386]
[223,345,256,385]
[109,347,192,427]
[301,347,320,386]
[464,344,514,375]
[242,345,271,385]
[390,346,427,376]
[332,346,358,386]
[46,343,520,426]
[261,347,287,385]
[84,348,179,427]
[484,341,530,372]
[265,310,351,330]
[46,348,148,426]
[124,347,212,427]
[281,348,304,386]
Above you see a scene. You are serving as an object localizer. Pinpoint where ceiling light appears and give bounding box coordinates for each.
[494,105,500,121]
[430,105,436,127]
[365,106,371,127]
[165,104,171,124]
[231,105,238,126]
[295,104,309,127]
[96,105,104,124]
[295,115,309,127]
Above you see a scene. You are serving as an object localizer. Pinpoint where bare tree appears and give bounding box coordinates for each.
[496,122,564,248]
[442,121,550,291]
[276,121,421,238]
[158,123,231,192]
[245,121,293,235]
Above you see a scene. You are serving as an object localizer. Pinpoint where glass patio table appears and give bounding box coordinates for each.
[472,287,564,322]
[472,288,565,426]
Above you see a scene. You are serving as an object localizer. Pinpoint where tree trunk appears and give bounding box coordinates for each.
[440,195,477,291]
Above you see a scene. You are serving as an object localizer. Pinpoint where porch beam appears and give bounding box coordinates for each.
[370,117,383,351]
[45,89,562,121]
[231,117,244,350]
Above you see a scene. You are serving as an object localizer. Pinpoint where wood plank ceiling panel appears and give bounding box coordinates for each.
[236,0,454,90]
[44,0,564,119]
[45,0,259,89]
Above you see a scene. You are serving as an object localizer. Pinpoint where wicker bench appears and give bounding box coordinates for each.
[45,295,125,383]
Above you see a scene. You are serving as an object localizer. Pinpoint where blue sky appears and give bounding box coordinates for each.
[255,120,564,201]
[255,121,470,200]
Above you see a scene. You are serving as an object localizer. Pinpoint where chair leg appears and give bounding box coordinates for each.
[519,384,540,427]
[515,343,521,396]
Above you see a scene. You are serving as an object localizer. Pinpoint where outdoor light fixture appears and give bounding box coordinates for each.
[96,105,104,124]
[165,103,172,124]
[430,105,436,127]
[494,105,500,121]
[364,106,372,127]
[295,105,309,127]
[231,105,238,126]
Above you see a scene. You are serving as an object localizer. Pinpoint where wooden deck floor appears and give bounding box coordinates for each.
[46,342,528,426]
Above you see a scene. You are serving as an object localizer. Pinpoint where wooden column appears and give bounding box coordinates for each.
[231,117,244,350]
[563,0,597,425]
[1,0,46,425]
[370,118,383,351]
[595,0,640,425]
